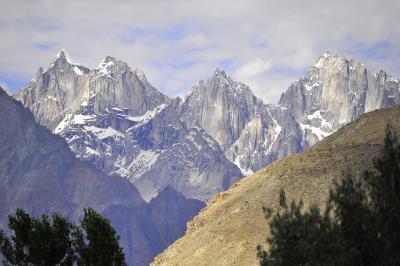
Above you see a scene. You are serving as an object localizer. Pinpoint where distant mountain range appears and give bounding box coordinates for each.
[5,49,399,265]
[152,88,400,266]
[15,50,400,204]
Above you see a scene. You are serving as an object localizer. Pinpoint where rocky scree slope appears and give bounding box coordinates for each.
[0,87,204,266]
[152,104,400,266]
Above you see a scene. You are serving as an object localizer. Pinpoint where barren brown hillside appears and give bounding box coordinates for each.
[152,105,400,266]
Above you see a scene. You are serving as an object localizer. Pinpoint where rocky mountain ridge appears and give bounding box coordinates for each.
[178,53,400,174]
[16,49,169,130]
[16,51,243,203]
[0,87,205,266]
[152,99,400,266]
[15,50,400,202]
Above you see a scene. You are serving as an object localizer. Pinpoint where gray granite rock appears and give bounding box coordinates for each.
[0,87,204,266]
[178,53,400,174]
[16,51,242,203]
[15,50,400,195]
[16,50,169,131]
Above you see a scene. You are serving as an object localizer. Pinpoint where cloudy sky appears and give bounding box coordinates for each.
[1,0,400,103]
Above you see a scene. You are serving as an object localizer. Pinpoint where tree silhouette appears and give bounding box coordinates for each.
[0,208,126,266]
[258,125,400,266]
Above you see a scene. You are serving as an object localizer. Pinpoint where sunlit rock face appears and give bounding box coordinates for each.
[16,50,400,188]
[178,69,281,174]
[15,50,91,130]
[16,50,168,131]
[179,69,265,150]
[16,51,243,203]
[279,52,400,147]
[178,53,400,174]
[8,50,400,265]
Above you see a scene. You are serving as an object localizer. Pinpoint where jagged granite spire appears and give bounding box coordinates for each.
[179,55,400,174]
[15,51,400,194]
[16,55,242,203]
[55,48,77,64]
[179,68,265,150]
[16,50,169,130]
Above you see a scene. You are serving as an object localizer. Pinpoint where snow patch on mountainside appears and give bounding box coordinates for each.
[126,104,166,123]
[97,59,115,76]
[113,150,162,182]
[73,66,84,75]
[265,108,281,155]
[54,114,73,134]
[298,121,332,141]
[72,114,97,125]
[84,126,124,140]
[234,156,254,176]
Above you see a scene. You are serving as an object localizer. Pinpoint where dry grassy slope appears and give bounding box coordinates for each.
[152,105,400,266]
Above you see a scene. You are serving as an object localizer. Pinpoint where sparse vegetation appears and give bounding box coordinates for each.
[258,125,400,265]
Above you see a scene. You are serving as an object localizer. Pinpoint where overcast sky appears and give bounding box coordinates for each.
[1,0,400,103]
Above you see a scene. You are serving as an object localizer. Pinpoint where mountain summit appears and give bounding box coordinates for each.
[10,50,400,265]
[15,50,400,198]
[152,94,400,266]
[16,51,243,203]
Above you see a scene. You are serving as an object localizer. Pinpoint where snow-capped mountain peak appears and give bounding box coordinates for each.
[55,48,80,65]
[322,50,333,57]
[16,51,400,202]
[280,52,400,149]
[213,68,228,78]
[16,53,241,204]
[96,56,118,76]
[48,49,88,76]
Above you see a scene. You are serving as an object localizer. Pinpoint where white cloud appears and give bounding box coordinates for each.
[234,58,272,79]
[175,32,210,50]
[0,0,399,103]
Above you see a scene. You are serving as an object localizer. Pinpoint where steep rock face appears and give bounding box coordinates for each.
[179,53,399,174]
[88,56,169,116]
[16,50,169,130]
[16,51,242,203]
[15,50,90,129]
[179,69,266,150]
[152,102,400,266]
[134,127,243,202]
[226,105,303,172]
[0,87,206,266]
[52,95,242,202]
[279,52,400,147]
[179,69,280,174]
[16,50,400,199]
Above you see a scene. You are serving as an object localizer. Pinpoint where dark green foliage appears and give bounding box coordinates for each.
[0,208,126,266]
[259,193,344,266]
[74,208,126,266]
[0,209,74,266]
[258,125,400,266]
